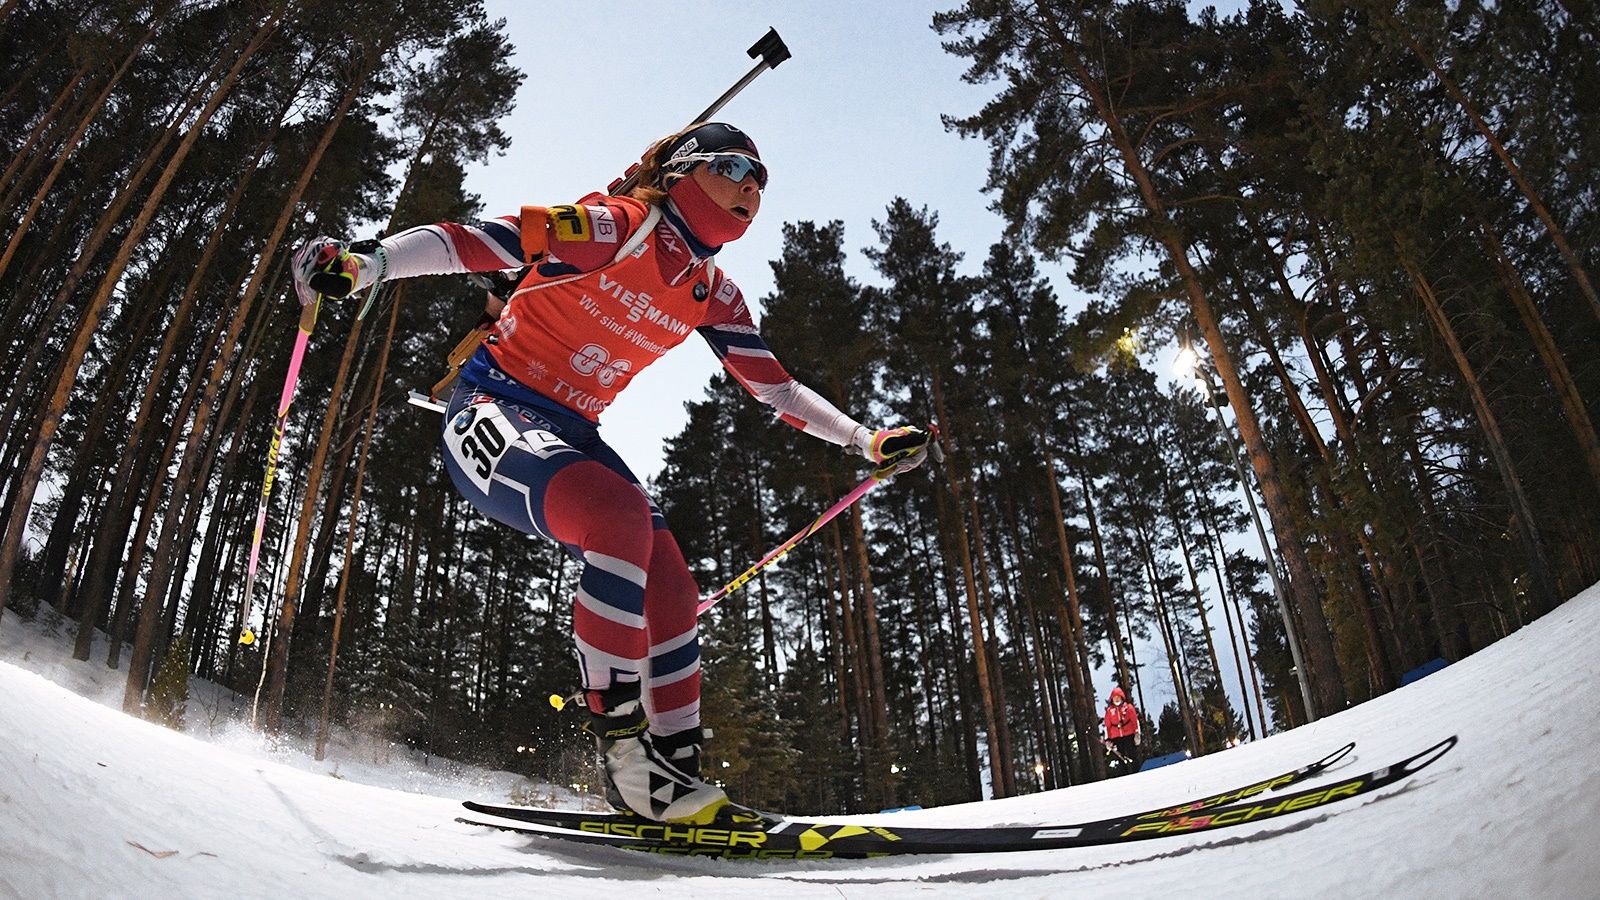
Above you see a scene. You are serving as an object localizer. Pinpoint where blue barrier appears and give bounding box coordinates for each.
[1399,657,1448,686]
[1139,750,1190,772]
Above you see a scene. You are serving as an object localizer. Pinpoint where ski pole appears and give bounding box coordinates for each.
[697,425,942,616]
[237,296,321,645]
[609,28,790,196]
[696,470,885,617]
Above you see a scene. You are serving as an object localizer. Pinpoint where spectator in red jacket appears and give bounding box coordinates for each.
[1104,686,1141,772]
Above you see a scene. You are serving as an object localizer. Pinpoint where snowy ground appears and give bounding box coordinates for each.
[3,584,1599,899]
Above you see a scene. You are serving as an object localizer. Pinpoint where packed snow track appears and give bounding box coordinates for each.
[3,583,1599,898]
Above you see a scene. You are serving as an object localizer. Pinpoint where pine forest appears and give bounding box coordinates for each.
[0,0,1595,815]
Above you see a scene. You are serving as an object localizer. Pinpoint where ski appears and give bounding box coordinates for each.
[458,738,1453,860]
[464,740,1353,836]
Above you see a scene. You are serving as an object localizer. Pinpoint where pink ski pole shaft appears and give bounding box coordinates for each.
[237,297,321,639]
[696,467,889,617]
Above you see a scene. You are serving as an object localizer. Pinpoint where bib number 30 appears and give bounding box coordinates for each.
[445,401,574,495]
[446,403,515,494]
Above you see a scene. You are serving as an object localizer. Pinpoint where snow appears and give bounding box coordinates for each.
[4,583,1600,899]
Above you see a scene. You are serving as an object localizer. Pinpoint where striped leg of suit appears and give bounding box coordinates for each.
[439,386,701,735]
[638,530,700,736]
[542,459,655,694]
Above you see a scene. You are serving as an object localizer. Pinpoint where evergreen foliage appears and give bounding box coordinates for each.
[147,634,191,729]
[0,1,1591,810]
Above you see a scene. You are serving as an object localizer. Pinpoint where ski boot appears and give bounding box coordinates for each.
[583,684,729,824]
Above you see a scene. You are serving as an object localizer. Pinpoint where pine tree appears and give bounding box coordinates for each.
[147,634,192,730]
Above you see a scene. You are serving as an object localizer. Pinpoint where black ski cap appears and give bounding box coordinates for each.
[658,123,760,176]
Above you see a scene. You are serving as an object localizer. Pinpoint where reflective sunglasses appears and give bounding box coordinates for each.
[674,152,768,189]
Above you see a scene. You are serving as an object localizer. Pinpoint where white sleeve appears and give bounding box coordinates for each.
[747,377,867,449]
[371,217,525,282]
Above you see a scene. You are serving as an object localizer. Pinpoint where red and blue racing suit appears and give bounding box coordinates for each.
[376,195,864,736]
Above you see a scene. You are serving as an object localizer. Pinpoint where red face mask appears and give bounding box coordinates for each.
[666,174,751,247]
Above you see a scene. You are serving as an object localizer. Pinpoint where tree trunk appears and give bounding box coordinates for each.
[0,67,193,460]
[1134,521,1201,754]
[188,457,248,678]
[32,283,166,610]
[1121,596,1148,719]
[1169,504,1228,711]
[71,427,158,661]
[1477,221,1600,496]
[0,25,78,121]
[1235,217,1406,682]
[1391,17,1600,320]
[0,4,171,281]
[76,297,234,661]
[931,383,1009,798]
[0,149,111,373]
[1403,257,1559,614]
[0,4,284,630]
[1175,436,1264,739]
[1293,319,1409,674]
[908,506,947,770]
[262,307,368,729]
[1041,11,1347,716]
[318,287,404,760]
[0,67,86,221]
[849,501,894,804]
[71,114,280,650]
[968,492,1017,796]
[752,468,778,678]
[110,295,271,674]
[828,515,871,788]
[1040,449,1104,779]
[931,471,984,801]
[1001,492,1065,787]
[128,55,364,712]
[0,54,96,221]
[0,12,259,446]
[1069,439,1130,690]
[820,478,851,741]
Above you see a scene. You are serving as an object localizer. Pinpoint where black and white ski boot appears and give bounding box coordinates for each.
[584,684,729,824]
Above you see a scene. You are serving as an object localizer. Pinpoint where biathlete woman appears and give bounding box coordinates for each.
[290,123,932,824]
